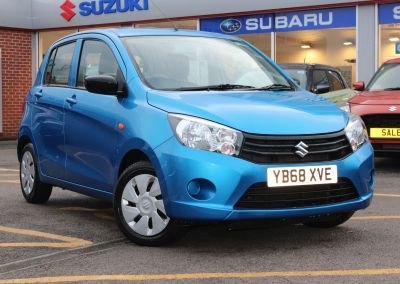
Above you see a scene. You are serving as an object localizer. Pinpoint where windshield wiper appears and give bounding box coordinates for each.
[252,84,294,91]
[384,87,400,91]
[171,84,255,91]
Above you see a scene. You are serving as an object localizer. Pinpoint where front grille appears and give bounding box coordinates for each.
[239,131,352,164]
[361,114,400,135]
[235,178,359,210]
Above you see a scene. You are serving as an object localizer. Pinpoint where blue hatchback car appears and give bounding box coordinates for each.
[18,28,374,246]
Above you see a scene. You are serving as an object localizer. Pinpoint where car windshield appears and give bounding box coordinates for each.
[368,63,400,91]
[122,36,293,91]
[281,68,308,89]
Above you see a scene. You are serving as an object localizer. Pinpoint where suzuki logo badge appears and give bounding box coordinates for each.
[60,0,76,22]
[295,141,309,158]
[388,106,397,112]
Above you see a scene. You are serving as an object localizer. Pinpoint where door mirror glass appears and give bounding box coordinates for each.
[352,81,365,91]
[84,75,119,95]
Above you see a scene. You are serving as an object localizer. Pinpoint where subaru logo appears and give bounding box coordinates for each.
[388,106,397,112]
[295,141,309,158]
[220,19,242,33]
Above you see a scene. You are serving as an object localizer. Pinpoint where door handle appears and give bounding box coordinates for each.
[66,97,77,105]
[34,90,43,98]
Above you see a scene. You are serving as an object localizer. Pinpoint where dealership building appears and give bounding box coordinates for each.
[0,0,400,139]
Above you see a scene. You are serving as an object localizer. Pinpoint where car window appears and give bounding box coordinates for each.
[283,68,307,89]
[312,70,329,88]
[328,70,345,91]
[368,63,400,91]
[77,40,122,88]
[44,49,57,85]
[123,36,292,91]
[44,42,76,86]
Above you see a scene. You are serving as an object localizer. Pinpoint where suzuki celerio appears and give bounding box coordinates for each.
[18,29,374,246]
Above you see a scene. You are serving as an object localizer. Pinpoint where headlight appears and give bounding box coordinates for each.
[340,103,350,112]
[168,114,243,156]
[344,113,368,151]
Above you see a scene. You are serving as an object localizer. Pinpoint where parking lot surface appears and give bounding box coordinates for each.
[0,143,399,283]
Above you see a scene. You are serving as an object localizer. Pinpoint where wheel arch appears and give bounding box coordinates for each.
[115,138,166,194]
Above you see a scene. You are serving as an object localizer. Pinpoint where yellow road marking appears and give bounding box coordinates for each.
[0,180,19,184]
[352,216,400,220]
[0,225,92,248]
[375,193,400,198]
[0,168,19,172]
[1,268,400,283]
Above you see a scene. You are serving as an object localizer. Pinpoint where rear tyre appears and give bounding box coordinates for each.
[114,161,186,246]
[303,212,354,228]
[20,143,52,204]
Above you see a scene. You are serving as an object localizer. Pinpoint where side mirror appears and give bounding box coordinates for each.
[313,84,330,94]
[352,81,365,91]
[84,75,125,96]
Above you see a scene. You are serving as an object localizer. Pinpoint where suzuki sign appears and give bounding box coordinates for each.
[60,0,149,22]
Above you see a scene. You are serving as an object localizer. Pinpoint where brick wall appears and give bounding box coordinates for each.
[0,29,32,140]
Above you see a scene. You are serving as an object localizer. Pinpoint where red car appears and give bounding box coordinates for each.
[350,58,400,154]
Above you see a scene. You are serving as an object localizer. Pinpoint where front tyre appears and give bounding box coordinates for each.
[303,211,354,228]
[114,162,185,246]
[20,143,52,204]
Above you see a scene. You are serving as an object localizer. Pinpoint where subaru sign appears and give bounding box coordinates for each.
[379,3,400,24]
[201,14,274,35]
[396,42,400,55]
[200,7,356,35]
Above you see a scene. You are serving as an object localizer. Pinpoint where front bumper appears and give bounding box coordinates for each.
[154,137,374,221]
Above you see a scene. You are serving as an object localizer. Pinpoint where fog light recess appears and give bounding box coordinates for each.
[187,179,216,200]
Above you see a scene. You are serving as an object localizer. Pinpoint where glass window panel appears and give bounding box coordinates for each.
[47,42,76,86]
[379,23,400,66]
[77,40,121,88]
[328,70,345,90]
[276,29,356,84]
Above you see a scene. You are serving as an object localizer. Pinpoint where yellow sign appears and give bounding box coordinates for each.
[370,128,400,138]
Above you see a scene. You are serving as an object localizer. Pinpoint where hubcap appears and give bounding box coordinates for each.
[21,151,35,195]
[121,174,170,237]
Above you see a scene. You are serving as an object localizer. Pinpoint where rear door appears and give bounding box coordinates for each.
[64,37,127,192]
[31,42,76,179]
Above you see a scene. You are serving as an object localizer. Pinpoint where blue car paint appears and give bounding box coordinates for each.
[19,28,374,221]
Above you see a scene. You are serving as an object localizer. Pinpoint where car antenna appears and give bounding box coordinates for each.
[148,0,178,31]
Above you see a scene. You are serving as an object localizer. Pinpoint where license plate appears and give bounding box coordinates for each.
[370,128,400,138]
[267,165,338,188]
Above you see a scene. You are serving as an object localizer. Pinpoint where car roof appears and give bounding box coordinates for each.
[384,58,400,64]
[280,63,340,70]
[58,27,240,42]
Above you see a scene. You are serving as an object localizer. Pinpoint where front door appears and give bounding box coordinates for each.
[64,39,126,192]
